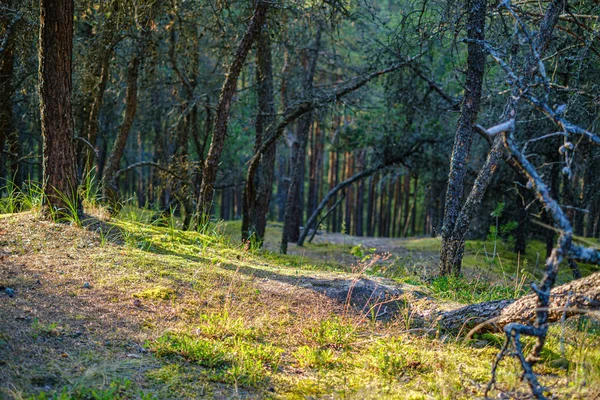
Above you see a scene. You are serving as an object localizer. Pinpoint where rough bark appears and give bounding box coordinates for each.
[38,0,80,218]
[438,271,600,334]
[196,1,269,222]
[0,22,15,178]
[242,26,276,243]
[439,0,487,274]
[280,24,322,252]
[439,0,565,276]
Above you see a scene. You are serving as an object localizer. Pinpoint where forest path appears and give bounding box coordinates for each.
[263,230,440,277]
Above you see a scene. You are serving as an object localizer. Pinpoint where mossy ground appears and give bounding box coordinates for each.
[1,209,599,399]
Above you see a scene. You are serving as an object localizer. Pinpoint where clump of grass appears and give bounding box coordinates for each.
[29,378,155,400]
[148,331,283,387]
[0,180,43,214]
[293,346,337,369]
[369,338,428,379]
[133,286,176,300]
[151,333,228,368]
[195,311,260,341]
[306,317,356,350]
[30,319,60,339]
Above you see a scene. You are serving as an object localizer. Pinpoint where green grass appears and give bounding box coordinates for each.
[1,203,600,399]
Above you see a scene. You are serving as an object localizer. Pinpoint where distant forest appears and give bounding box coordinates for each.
[1,0,599,262]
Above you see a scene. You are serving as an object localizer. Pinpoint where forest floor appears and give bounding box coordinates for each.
[1,210,599,399]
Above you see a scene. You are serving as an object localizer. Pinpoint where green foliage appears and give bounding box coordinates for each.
[350,243,377,260]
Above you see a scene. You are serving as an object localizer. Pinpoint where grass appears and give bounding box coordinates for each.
[0,201,599,399]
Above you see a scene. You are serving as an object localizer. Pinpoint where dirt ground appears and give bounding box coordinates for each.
[0,213,447,398]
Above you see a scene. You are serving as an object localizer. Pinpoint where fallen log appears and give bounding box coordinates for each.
[437,271,600,334]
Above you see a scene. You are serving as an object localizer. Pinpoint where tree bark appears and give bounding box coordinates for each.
[38,0,79,218]
[280,24,322,253]
[0,23,16,182]
[197,1,269,222]
[102,46,144,211]
[438,265,600,335]
[242,25,276,243]
[439,0,487,274]
[439,0,565,275]
[0,8,20,169]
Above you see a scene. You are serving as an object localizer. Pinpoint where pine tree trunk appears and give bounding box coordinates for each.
[280,25,322,252]
[0,18,17,184]
[439,0,487,274]
[242,26,276,243]
[38,0,80,218]
[197,2,268,221]
[355,151,365,236]
[102,48,143,211]
[366,172,377,236]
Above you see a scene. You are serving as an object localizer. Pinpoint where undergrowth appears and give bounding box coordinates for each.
[0,198,599,399]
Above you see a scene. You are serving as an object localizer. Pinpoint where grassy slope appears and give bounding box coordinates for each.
[0,210,599,399]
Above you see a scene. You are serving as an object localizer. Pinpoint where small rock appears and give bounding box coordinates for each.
[73,330,82,337]
[133,299,142,307]
[5,288,14,297]
[127,353,142,359]
[83,282,91,289]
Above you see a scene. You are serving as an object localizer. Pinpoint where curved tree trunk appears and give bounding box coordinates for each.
[102,49,143,211]
[196,1,268,222]
[439,0,565,276]
[38,0,80,219]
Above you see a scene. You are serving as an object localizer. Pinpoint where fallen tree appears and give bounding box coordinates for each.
[437,269,600,334]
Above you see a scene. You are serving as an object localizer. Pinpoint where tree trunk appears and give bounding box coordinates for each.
[366,172,377,236]
[38,0,79,219]
[438,271,600,334]
[345,151,354,235]
[102,47,144,211]
[1,6,21,178]
[439,0,563,275]
[439,0,487,274]
[280,24,322,253]
[197,2,268,221]
[355,151,365,236]
[281,117,310,253]
[242,26,276,244]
